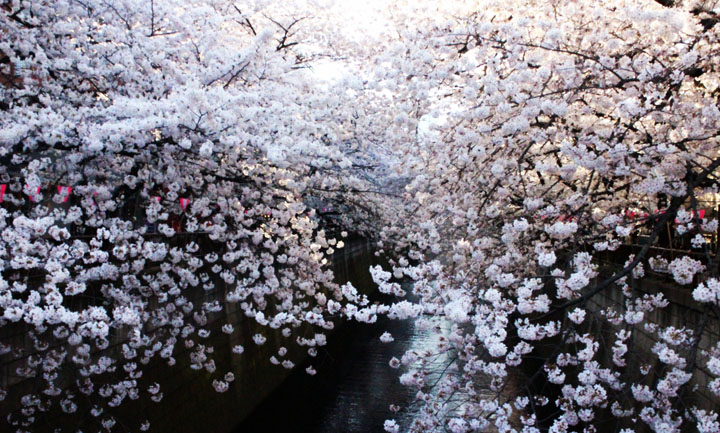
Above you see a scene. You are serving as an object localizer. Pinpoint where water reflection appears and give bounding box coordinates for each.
[236,315,454,433]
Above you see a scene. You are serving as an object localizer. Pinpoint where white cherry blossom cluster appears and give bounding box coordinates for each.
[668,256,705,285]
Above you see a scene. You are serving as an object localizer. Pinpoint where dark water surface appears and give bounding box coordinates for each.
[235,315,446,433]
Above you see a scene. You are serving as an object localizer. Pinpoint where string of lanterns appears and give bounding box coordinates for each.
[0,184,192,210]
[0,184,336,216]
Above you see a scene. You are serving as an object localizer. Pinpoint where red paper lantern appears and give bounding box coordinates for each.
[27,185,41,202]
[57,185,73,202]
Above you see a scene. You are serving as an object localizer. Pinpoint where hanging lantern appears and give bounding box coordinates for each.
[27,185,41,202]
[57,185,73,202]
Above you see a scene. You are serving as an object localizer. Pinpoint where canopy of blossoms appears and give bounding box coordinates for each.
[2,0,720,432]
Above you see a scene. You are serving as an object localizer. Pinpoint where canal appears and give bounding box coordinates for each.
[236,313,455,432]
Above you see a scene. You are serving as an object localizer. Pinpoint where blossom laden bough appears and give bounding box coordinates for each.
[372,0,720,431]
[0,0,396,430]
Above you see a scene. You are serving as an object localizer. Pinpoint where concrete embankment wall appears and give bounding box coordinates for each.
[586,246,720,411]
[0,239,376,432]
